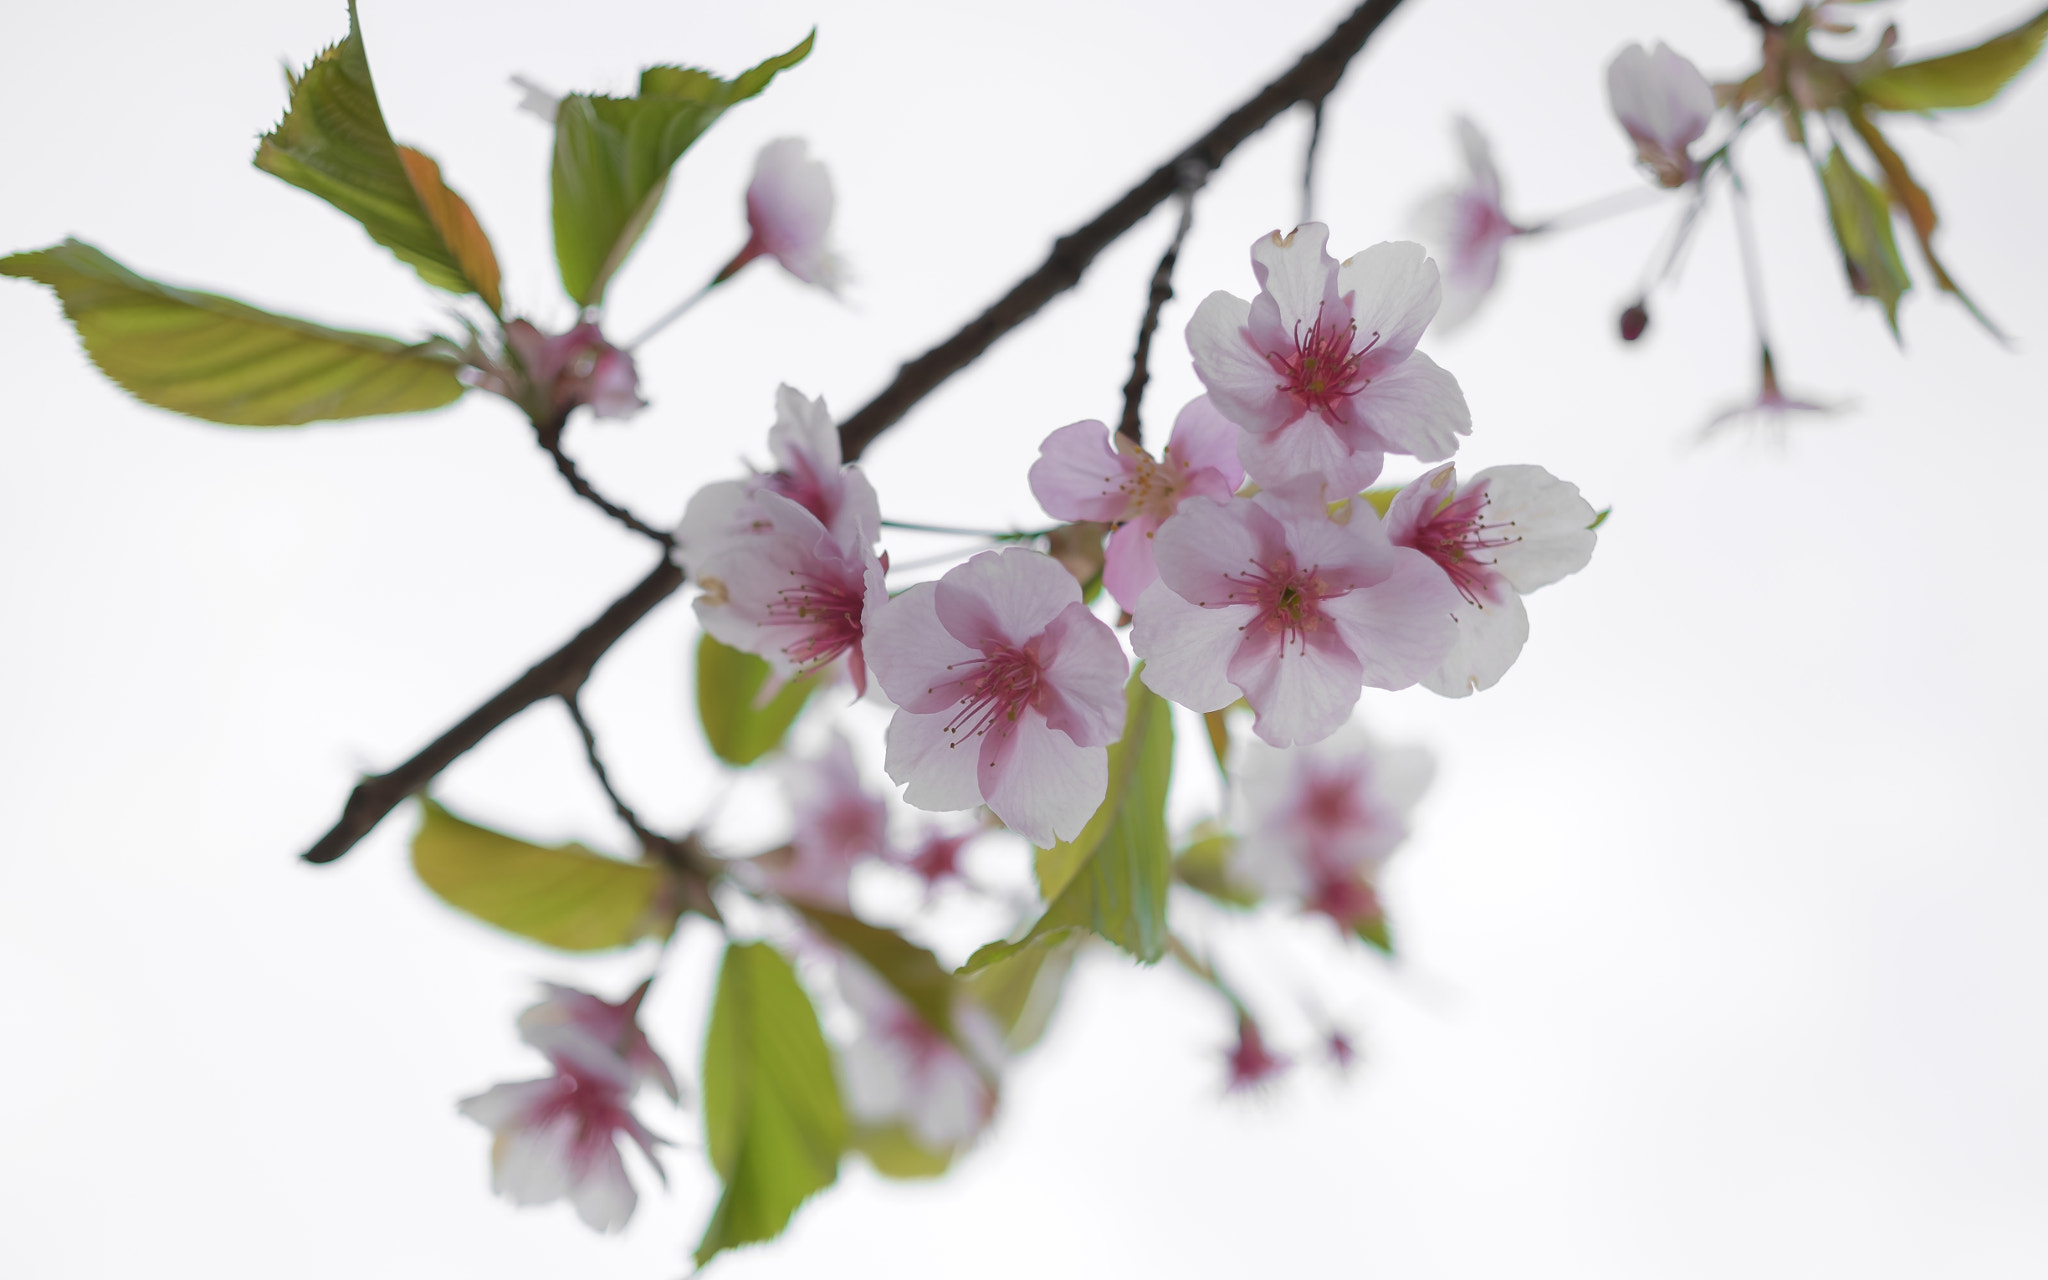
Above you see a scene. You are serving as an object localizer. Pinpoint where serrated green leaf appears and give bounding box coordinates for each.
[1819,146,1912,336]
[409,797,671,951]
[696,942,846,1267]
[550,31,814,305]
[1859,7,2048,111]
[961,673,1173,972]
[788,902,958,1042]
[1174,832,1259,909]
[961,934,1079,1054]
[256,1,502,309]
[1,239,464,426]
[850,1124,954,1180]
[694,633,820,766]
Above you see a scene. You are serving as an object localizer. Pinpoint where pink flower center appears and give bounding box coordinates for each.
[763,569,866,670]
[1119,450,1182,523]
[1296,766,1373,839]
[942,642,1045,746]
[1410,484,1518,606]
[1306,874,1383,930]
[1212,554,1336,651]
[1265,303,1376,421]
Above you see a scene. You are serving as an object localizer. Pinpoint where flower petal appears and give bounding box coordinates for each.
[932,547,1082,650]
[1100,519,1160,615]
[1423,588,1529,698]
[1131,580,1248,713]
[566,1139,638,1233]
[1162,394,1246,495]
[884,709,987,813]
[1347,349,1470,462]
[1466,465,1597,592]
[1029,419,1134,523]
[865,582,980,714]
[1187,291,1293,433]
[1032,601,1130,747]
[1228,627,1364,748]
[979,711,1108,847]
[1236,413,1385,492]
[1248,222,1341,334]
[1320,549,1461,690]
[1150,495,1259,607]
[1336,241,1442,373]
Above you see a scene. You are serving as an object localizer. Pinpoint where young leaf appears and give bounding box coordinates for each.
[1844,106,2006,338]
[1819,147,1912,336]
[695,633,820,766]
[850,1124,954,1180]
[256,1,503,310]
[1858,7,2048,112]
[696,942,846,1267]
[788,902,959,1042]
[550,31,814,306]
[961,934,1079,1054]
[1174,832,1259,909]
[409,797,672,951]
[961,672,1173,972]
[1202,707,1231,775]
[1,239,464,426]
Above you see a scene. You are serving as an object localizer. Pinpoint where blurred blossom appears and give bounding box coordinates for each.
[1326,1029,1359,1071]
[1131,482,1459,748]
[725,138,843,293]
[1234,719,1433,930]
[838,959,1004,1150]
[1028,396,1244,613]
[1606,42,1716,189]
[1700,349,1841,440]
[1225,1013,1290,1092]
[866,547,1129,848]
[517,981,680,1103]
[1383,462,1597,698]
[477,319,645,422]
[894,825,978,889]
[1412,117,1524,330]
[769,734,892,908]
[1188,223,1470,490]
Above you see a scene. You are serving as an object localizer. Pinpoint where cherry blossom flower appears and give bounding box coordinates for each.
[678,384,880,575]
[1607,42,1716,189]
[1130,484,1460,748]
[1234,720,1433,932]
[719,138,843,293]
[1225,1013,1289,1092]
[837,959,1004,1151]
[864,547,1129,847]
[893,825,977,889]
[1413,117,1525,330]
[1699,349,1841,441]
[1383,462,1597,697]
[1326,1029,1359,1071]
[458,1037,666,1233]
[516,980,680,1103]
[766,734,891,908]
[1028,396,1244,613]
[1187,223,1471,491]
[477,319,644,421]
[692,489,888,694]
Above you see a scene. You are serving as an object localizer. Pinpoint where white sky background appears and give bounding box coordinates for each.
[3,0,2045,1274]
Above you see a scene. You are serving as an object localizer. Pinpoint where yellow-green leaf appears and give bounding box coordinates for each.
[1,239,464,426]
[1819,146,1912,336]
[961,673,1174,972]
[1844,106,2005,338]
[961,933,1079,1054]
[789,902,959,1042]
[1174,832,1259,909]
[550,32,813,305]
[850,1124,954,1180]
[410,797,670,951]
[256,2,503,309]
[695,633,820,765]
[1859,7,2048,112]
[696,942,846,1267]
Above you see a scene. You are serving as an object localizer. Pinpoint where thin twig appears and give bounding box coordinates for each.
[533,414,678,550]
[1117,186,1199,446]
[1301,96,1326,225]
[835,0,1409,462]
[561,690,660,850]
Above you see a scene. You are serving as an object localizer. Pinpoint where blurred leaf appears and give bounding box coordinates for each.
[850,1124,954,1180]
[1202,707,1231,775]
[1358,486,1399,518]
[1845,106,2006,338]
[1355,912,1395,957]
[962,934,1080,1054]
[696,942,846,1267]
[1588,507,1612,531]
[1174,832,1258,909]
[255,1,502,309]
[550,32,814,305]
[1859,7,2048,111]
[695,633,820,766]
[789,902,958,1042]
[1819,146,1912,336]
[0,239,464,425]
[961,673,1173,972]
[409,797,671,951]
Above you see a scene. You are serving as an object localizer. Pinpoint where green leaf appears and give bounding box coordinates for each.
[788,902,959,1042]
[850,1124,954,1180]
[1,239,464,426]
[1588,506,1612,531]
[961,672,1174,972]
[961,934,1079,1054]
[696,941,846,1267]
[409,797,672,951]
[550,31,814,305]
[1859,7,2048,112]
[694,633,821,765]
[1844,106,2006,339]
[1819,146,1912,336]
[1355,912,1395,957]
[1173,831,1259,909]
[256,1,503,310]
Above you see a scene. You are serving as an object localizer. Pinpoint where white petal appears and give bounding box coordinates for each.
[864,582,980,714]
[1422,589,1530,698]
[932,547,1080,649]
[1467,465,1597,592]
[1236,413,1385,492]
[980,712,1107,847]
[567,1142,638,1233]
[884,710,986,813]
[1131,581,1249,713]
[1186,291,1292,434]
[1321,550,1462,690]
[1336,241,1442,371]
[1350,350,1470,462]
[1229,630,1363,748]
[1248,222,1339,333]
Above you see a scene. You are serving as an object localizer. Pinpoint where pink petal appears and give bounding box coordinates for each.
[1032,601,1130,747]
[1248,222,1342,335]
[1100,519,1160,615]
[1381,463,1461,548]
[865,582,981,714]
[1150,495,1260,608]
[1236,413,1386,492]
[1335,241,1442,375]
[978,710,1109,847]
[1130,580,1251,713]
[884,709,985,813]
[1422,588,1529,698]
[1187,291,1293,434]
[566,1140,638,1233]
[1255,489,1400,593]
[1029,419,1134,523]
[748,138,839,290]
[1319,550,1462,690]
[1345,350,1470,462]
[1228,628,1365,748]
[1162,394,1246,495]
[932,547,1081,650]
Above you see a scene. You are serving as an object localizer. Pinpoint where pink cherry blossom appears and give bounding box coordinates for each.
[1225,1013,1289,1092]
[1326,1029,1359,1071]
[1185,223,1470,490]
[479,319,646,421]
[516,980,680,1103]
[1130,485,1460,748]
[893,825,977,889]
[458,1046,666,1234]
[1028,396,1244,614]
[692,489,888,694]
[837,959,1004,1151]
[678,384,881,576]
[1607,42,1716,188]
[1234,721,1433,930]
[864,547,1129,847]
[720,138,842,293]
[1412,117,1524,330]
[1384,462,1597,698]
[767,734,891,908]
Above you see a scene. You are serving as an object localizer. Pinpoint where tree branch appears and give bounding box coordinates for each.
[561,690,661,851]
[533,413,678,550]
[1117,184,1198,446]
[1731,0,1772,28]
[835,0,1409,462]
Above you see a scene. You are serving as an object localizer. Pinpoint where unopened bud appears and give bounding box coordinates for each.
[1619,301,1651,342]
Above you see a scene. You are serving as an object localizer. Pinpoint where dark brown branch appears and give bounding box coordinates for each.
[835,0,1409,462]
[1731,0,1772,28]
[533,413,677,551]
[300,557,684,863]
[1117,185,1198,446]
[561,690,660,851]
